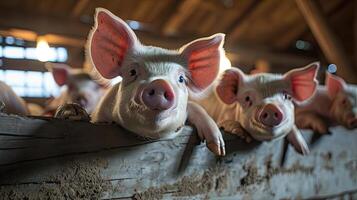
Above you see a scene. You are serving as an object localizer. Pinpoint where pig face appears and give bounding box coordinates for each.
[326,72,357,129]
[216,63,319,141]
[89,8,224,138]
[48,63,102,114]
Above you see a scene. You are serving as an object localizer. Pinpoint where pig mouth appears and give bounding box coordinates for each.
[249,118,289,139]
[145,105,178,121]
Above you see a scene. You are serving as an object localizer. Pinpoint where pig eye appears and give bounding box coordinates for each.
[178,75,185,83]
[244,95,253,107]
[129,69,137,76]
[245,96,250,102]
[283,92,292,100]
[342,99,347,105]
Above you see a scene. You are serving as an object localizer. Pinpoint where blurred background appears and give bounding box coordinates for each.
[0,0,356,106]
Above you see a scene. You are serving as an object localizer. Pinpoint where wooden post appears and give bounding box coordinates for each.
[295,0,357,83]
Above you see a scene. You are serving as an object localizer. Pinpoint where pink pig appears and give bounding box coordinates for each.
[45,63,104,115]
[198,63,320,155]
[296,72,357,132]
[0,81,29,115]
[88,8,225,155]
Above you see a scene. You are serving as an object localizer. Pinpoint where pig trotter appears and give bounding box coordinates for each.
[188,102,225,156]
[295,112,328,134]
[287,125,310,155]
[219,120,253,143]
[54,103,90,121]
[0,101,5,113]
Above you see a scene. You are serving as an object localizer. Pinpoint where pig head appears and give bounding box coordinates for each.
[215,63,319,154]
[326,72,357,128]
[296,72,357,131]
[216,63,319,140]
[89,8,224,142]
[46,63,103,114]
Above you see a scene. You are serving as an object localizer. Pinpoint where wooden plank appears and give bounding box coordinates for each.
[295,0,357,83]
[0,114,356,199]
[162,0,201,35]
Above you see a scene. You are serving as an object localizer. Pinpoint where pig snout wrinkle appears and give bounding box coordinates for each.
[142,79,175,111]
[258,104,283,127]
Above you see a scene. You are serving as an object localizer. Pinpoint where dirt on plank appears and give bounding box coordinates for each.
[0,158,112,200]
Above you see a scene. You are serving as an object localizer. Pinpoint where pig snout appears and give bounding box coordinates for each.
[257,104,283,127]
[346,113,357,129]
[142,79,175,111]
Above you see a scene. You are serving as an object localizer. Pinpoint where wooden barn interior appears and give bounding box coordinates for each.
[0,0,356,199]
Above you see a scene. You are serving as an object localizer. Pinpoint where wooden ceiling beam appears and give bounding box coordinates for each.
[226,0,266,44]
[295,0,356,83]
[0,10,90,38]
[162,0,201,35]
[0,29,85,47]
[71,0,90,18]
[275,0,350,50]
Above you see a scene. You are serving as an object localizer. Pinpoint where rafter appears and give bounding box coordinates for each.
[295,0,356,83]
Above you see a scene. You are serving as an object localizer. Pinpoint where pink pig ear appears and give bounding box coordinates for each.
[216,68,244,104]
[45,62,70,86]
[326,72,346,98]
[284,62,319,102]
[89,8,139,79]
[180,33,225,91]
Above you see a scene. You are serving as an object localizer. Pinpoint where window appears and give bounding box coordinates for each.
[0,69,61,98]
[0,36,68,62]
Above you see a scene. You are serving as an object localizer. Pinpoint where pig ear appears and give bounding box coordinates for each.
[45,62,70,86]
[284,62,319,102]
[326,72,346,98]
[89,8,139,79]
[180,33,225,91]
[216,68,244,104]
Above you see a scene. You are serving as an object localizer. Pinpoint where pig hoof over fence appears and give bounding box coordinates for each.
[54,103,90,121]
[0,101,5,113]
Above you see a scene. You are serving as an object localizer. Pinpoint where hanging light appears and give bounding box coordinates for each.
[36,37,50,62]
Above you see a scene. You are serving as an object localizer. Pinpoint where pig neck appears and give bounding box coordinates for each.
[296,86,332,119]
[196,86,240,124]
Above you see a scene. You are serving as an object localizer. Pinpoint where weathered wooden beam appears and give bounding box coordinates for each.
[71,0,90,18]
[0,114,356,199]
[1,58,47,72]
[0,10,90,38]
[275,0,350,50]
[295,0,357,83]
[0,29,85,47]
[162,0,201,35]
[226,46,315,69]
[227,0,273,44]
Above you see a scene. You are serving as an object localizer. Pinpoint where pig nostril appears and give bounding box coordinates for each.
[164,92,169,100]
[263,113,268,119]
[148,89,155,96]
[274,112,279,118]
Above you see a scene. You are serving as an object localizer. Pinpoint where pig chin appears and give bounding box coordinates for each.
[246,117,293,141]
[120,101,186,139]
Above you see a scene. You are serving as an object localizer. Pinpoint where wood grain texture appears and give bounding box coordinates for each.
[0,114,356,199]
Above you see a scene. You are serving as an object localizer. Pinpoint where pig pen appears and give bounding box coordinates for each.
[0,113,356,199]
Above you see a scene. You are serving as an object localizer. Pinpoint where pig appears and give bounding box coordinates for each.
[197,62,320,155]
[295,72,357,133]
[45,63,104,115]
[85,8,225,156]
[0,81,29,115]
